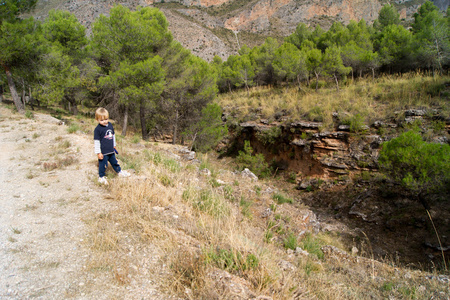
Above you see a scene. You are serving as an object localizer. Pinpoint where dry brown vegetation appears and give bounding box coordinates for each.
[218,73,450,130]
[3,72,448,298]
[84,138,449,299]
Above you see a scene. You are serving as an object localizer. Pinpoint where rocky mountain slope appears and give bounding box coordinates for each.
[29,0,447,61]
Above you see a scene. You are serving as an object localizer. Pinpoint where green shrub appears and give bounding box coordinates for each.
[236,140,271,178]
[152,152,162,165]
[58,140,71,149]
[343,114,366,134]
[131,134,140,143]
[264,230,273,243]
[25,111,33,119]
[287,172,297,184]
[163,158,181,173]
[307,106,324,122]
[159,174,173,187]
[378,131,450,204]
[187,189,230,218]
[183,103,228,153]
[67,123,80,133]
[254,185,262,196]
[205,247,259,272]
[303,260,322,276]
[432,120,445,133]
[425,81,445,96]
[272,193,293,204]
[240,197,253,218]
[300,233,324,259]
[222,185,235,201]
[283,232,298,250]
[256,126,282,145]
[120,153,143,172]
[382,282,394,291]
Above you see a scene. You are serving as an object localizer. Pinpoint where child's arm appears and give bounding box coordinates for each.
[94,127,104,160]
[113,134,118,154]
[94,139,103,160]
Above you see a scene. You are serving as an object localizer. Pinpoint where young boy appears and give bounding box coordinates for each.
[94,107,130,184]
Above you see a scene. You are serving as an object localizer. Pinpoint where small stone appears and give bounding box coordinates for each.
[152,206,165,212]
[278,259,295,271]
[241,168,258,181]
[199,168,211,176]
[295,247,309,256]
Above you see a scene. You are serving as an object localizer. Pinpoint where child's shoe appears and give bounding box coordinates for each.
[98,177,108,185]
[118,170,131,177]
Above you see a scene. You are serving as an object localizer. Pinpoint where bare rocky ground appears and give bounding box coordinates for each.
[0,106,167,299]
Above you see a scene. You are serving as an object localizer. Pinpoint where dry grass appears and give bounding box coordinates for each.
[82,138,450,299]
[53,73,448,298]
[2,97,447,298]
[218,73,450,130]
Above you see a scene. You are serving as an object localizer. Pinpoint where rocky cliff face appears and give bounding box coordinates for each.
[31,0,443,62]
[221,0,382,34]
[228,107,449,190]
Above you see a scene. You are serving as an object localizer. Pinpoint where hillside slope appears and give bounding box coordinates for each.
[27,0,444,61]
[1,102,449,299]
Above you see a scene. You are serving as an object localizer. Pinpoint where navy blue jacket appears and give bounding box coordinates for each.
[94,122,115,155]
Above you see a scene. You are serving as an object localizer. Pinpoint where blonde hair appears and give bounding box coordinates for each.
[95,107,109,121]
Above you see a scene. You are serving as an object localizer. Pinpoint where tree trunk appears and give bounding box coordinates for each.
[3,65,24,114]
[139,103,148,140]
[28,87,38,111]
[333,74,340,92]
[0,84,3,103]
[296,75,303,91]
[314,72,319,92]
[433,35,444,75]
[121,105,128,136]
[65,95,78,115]
[172,109,179,145]
[189,132,197,151]
[21,80,26,107]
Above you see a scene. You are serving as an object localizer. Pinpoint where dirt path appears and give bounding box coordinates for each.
[0,107,163,299]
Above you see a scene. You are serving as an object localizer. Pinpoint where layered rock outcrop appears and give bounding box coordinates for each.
[230,107,449,189]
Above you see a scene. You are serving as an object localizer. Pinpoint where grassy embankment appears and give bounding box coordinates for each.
[2,72,449,298]
[86,73,449,298]
[218,73,450,133]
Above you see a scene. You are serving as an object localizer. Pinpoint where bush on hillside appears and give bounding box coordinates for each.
[378,131,450,208]
[236,140,271,178]
[184,103,228,152]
